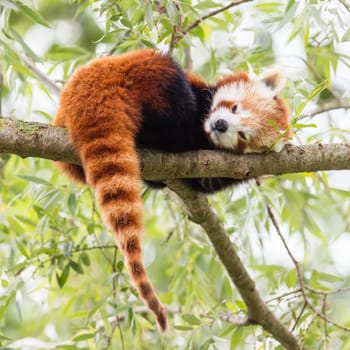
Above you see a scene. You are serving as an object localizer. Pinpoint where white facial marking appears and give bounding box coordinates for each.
[204,81,262,150]
[211,82,248,110]
[204,104,256,150]
[204,70,286,151]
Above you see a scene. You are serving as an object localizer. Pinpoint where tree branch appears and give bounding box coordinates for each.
[304,99,350,117]
[20,55,61,96]
[265,200,350,334]
[169,0,253,50]
[338,0,350,12]
[165,180,302,349]
[1,114,349,348]
[183,0,253,37]
[1,117,350,182]
[0,117,77,164]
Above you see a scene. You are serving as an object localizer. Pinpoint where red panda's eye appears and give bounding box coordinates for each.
[238,131,247,140]
[232,104,238,114]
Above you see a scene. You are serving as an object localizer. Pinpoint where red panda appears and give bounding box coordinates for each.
[52,49,290,332]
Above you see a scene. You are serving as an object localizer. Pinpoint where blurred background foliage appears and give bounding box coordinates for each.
[0,0,350,349]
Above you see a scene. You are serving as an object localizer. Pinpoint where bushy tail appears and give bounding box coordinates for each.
[55,109,167,331]
[52,109,87,184]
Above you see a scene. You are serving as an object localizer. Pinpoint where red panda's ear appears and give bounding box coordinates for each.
[259,69,285,97]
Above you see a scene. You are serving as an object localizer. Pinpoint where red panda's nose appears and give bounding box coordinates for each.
[213,119,228,133]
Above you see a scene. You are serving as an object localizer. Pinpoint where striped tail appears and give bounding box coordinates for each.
[76,118,167,332]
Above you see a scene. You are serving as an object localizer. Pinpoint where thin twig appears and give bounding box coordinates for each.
[302,100,350,119]
[291,302,307,332]
[305,285,350,296]
[20,55,61,96]
[117,322,126,350]
[18,244,117,276]
[265,289,303,305]
[167,1,183,55]
[322,294,329,347]
[307,302,350,333]
[338,0,350,12]
[265,197,350,334]
[170,0,253,49]
[112,246,118,300]
[265,202,308,299]
[181,0,253,39]
[201,309,252,326]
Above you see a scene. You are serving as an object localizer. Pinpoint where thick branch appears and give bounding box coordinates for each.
[0,118,77,164]
[165,180,302,349]
[0,117,350,181]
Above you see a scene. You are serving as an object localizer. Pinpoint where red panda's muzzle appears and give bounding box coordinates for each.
[213,119,229,133]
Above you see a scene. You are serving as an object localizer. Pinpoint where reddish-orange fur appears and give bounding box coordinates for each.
[53,49,290,332]
[54,50,172,331]
[206,70,290,153]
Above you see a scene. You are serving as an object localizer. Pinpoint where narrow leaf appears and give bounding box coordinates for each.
[69,259,84,274]
[13,0,50,27]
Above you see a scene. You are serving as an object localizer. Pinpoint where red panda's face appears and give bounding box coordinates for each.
[204,70,290,153]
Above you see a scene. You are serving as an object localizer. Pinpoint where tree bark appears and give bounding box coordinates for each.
[0,117,349,181]
[1,116,348,349]
[166,180,303,349]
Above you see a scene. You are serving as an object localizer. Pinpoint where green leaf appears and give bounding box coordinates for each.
[16,240,30,258]
[277,1,298,30]
[8,28,41,62]
[116,4,132,28]
[342,27,350,41]
[1,279,9,288]
[5,58,36,78]
[293,123,317,129]
[230,327,245,349]
[196,1,221,10]
[33,110,53,121]
[285,269,297,288]
[161,18,174,32]
[11,0,50,27]
[140,39,156,48]
[56,264,70,288]
[46,46,88,61]
[80,252,90,266]
[254,2,282,13]
[56,345,77,350]
[294,80,329,120]
[318,272,343,283]
[234,300,246,310]
[166,0,179,24]
[174,325,194,331]
[182,313,201,326]
[15,290,23,320]
[117,260,124,272]
[69,259,84,274]
[144,4,154,30]
[67,193,77,214]
[0,335,12,341]
[73,333,95,341]
[18,175,51,186]
[266,119,282,130]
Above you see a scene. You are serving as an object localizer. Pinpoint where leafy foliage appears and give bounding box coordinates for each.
[0,0,350,349]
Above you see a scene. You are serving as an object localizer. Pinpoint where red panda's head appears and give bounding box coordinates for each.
[204,70,290,153]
